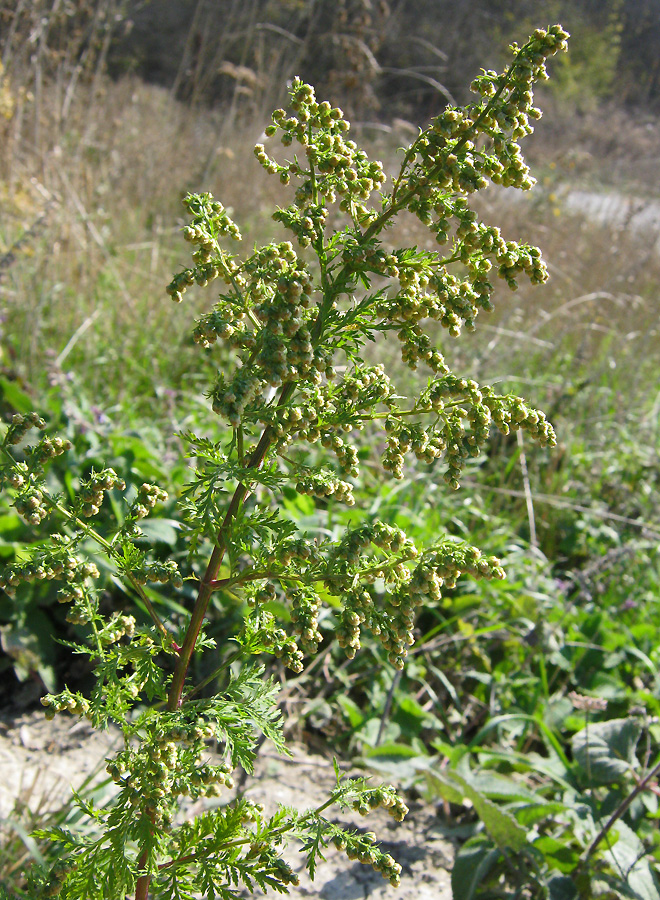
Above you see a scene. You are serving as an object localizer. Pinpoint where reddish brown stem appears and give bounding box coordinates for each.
[167,384,295,713]
[134,837,151,900]
[166,484,248,712]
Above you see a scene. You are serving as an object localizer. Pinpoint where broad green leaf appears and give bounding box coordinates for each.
[469,712,572,770]
[603,820,660,900]
[451,840,501,900]
[571,717,641,785]
[532,835,581,874]
[547,874,579,900]
[357,718,399,748]
[0,376,34,413]
[335,695,365,728]
[474,748,574,791]
[511,800,568,826]
[136,518,181,546]
[466,770,541,803]
[363,741,422,759]
[361,742,426,782]
[394,693,439,732]
[450,771,528,852]
[427,764,529,852]
[423,769,465,806]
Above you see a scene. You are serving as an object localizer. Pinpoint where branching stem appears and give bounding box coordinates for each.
[579,756,660,872]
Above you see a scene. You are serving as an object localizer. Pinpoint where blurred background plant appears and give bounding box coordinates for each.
[1,2,659,897]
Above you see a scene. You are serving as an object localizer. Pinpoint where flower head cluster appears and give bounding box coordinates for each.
[296,470,355,505]
[255,365,393,469]
[256,852,300,888]
[256,77,387,235]
[336,589,403,668]
[286,585,323,653]
[26,435,72,469]
[130,482,168,520]
[333,829,403,886]
[1,423,59,524]
[351,784,409,822]
[330,364,396,417]
[0,550,94,596]
[381,374,555,487]
[13,489,50,525]
[132,559,183,588]
[78,467,126,517]
[407,541,505,598]
[166,193,242,302]
[243,604,305,673]
[328,521,419,575]
[274,536,322,567]
[97,612,136,645]
[383,418,447,479]
[402,25,569,216]
[41,689,90,720]
[2,411,45,446]
[318,523,419,666]
[104,739,230,830]
[201,241,327,427]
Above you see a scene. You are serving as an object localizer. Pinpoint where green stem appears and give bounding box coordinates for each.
[363,35,537,245]
[158,791,341,872]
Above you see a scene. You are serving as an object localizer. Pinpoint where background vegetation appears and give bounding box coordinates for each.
[1,2,660,897]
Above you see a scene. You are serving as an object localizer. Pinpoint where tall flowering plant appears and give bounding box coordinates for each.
[0,25,568,900]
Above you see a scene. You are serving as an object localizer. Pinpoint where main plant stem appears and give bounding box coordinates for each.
[167,380,301,716]
[134,848,151,900]
[134,429,276,900]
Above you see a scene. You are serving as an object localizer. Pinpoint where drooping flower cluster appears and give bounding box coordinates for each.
[2,411,46,446]
[166,193,242,302]
[132,481,169,519]
[351,784,410,823]
[333,825,405,886]
[0,543,97,600]
[383,374,555,489]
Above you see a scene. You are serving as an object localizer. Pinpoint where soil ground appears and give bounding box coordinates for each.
[0,710,454,899]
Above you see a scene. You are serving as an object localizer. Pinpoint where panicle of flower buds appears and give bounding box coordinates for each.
[2,411,46,446]
[332,827,404,886]
[78,467,126,517]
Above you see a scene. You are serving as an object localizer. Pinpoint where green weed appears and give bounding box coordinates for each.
[0,27,593,900]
